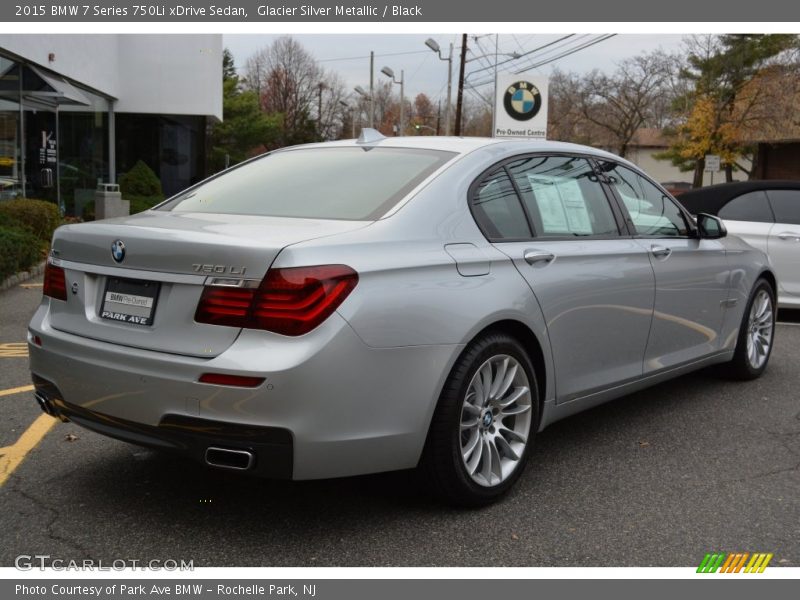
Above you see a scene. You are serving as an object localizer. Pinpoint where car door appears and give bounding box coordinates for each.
[470,155,655,403]
[766,189,800,299]
[601,161,731,372]
[716,190,775,255]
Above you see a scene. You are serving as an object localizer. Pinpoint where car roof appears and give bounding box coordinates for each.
[286,134,629,163]
[678,180,800,214]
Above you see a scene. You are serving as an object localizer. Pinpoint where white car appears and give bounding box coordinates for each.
[679,181,800,308]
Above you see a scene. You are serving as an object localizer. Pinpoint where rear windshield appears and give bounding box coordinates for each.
[157,147,456,220]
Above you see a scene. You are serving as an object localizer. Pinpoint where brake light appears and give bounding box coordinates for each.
[195,265,358,336]
[43,262,67,301]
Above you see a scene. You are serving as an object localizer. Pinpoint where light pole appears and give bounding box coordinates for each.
[425,38,453,136]
[353,85,372,133]
[381,66,404,136]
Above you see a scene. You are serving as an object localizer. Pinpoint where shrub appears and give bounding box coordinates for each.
[0,225,41,280]
[119,160,163,198]
[128,195,164,214]
[0,198,62,244]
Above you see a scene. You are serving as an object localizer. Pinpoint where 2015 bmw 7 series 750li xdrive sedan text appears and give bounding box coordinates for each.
[28,130,777,505]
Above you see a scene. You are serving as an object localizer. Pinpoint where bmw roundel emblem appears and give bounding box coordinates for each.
[503,81,542,122]
[111,240,126,263]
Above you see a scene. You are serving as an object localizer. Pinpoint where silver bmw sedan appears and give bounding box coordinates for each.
[28,132,776,506]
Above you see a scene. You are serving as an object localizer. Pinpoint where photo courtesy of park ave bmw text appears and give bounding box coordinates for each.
[0,0,799,596]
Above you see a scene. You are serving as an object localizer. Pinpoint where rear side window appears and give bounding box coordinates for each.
[718,191,774,223]
[506,156,619,237]
[471,170,532,239]
[604,163,689,237]
[767,190,800,225]
[158,147,455,221]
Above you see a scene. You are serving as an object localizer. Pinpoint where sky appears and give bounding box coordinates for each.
[223,33,688,106]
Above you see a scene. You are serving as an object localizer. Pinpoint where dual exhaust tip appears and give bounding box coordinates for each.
[35,390,255,472]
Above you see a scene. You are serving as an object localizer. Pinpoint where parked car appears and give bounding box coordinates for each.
[29,132,776,505]
[678,181,800,308]
[680,180,800,308]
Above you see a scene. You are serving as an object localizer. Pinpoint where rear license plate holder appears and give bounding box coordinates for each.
[100,277,160,327]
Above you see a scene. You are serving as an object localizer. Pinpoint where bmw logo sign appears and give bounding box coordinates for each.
[111,240,126,263]
[503,81,542,122]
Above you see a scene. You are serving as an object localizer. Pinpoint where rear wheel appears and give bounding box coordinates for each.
[421,333,538,507]
[724,278,776,380]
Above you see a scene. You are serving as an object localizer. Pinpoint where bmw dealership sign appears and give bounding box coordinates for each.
[494,74,548,139]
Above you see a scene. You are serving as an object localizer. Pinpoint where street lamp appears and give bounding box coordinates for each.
[425,37,453,136]
[353,86,373,132]
[380,66,405,136]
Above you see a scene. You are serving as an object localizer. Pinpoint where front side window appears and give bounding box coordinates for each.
[506,156,619,237]
[767,190,800,225]
[603,163,689,237]
[718,191,774,223]
[158,147,455,221]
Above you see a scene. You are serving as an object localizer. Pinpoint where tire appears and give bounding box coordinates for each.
[723,278,776,380]
[420,332,539,507]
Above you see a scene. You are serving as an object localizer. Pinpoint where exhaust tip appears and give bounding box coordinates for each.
[204,446,254,471]
[34,391,56,417]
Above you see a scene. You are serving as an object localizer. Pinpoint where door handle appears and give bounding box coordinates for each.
[523,250,555,265]
[777,232,800,242]
[651,244,672,258]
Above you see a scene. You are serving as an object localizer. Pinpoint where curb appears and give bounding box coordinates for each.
[0,261,46,292]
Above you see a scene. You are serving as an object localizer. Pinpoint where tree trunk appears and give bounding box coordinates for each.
[725,163,733,182]
[693,158,705,188]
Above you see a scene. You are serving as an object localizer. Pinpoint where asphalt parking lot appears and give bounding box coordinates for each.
[1,275,798,567]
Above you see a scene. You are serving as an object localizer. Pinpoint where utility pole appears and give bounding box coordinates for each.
[455,34,467,136]
[317,82,325,140]
[399,69,405,135]
[436,100,441,135]
[445,43,453,135]
[369,51,375,128]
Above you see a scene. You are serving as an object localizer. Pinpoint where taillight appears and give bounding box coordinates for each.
[195,265,358,336]
[43,262,67,301]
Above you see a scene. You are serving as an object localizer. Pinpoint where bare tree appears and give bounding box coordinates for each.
[243,36,323,146]
[575,51,673,157]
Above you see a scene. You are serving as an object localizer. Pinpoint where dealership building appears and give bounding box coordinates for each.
[0,35,222,215]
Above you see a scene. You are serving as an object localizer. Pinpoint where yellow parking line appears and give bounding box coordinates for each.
[0,343,28,358]
[0,384,34,397]
[0,413,57,486]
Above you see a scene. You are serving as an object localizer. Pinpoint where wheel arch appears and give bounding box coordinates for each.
[457,319,548,429]
[758,268,777,295]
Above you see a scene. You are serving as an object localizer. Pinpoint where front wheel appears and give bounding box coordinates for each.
[724,278,776,380]
[420,333,538,507]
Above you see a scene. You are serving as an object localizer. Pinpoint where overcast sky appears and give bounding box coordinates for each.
[223,34,688,104]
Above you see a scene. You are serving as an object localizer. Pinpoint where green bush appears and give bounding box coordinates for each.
[119,160,163,198]
[0,225,41,280]
[128,195,164,214]
[0,198,62,244]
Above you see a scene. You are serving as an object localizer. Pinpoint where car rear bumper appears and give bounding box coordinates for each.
[28,302,461,480]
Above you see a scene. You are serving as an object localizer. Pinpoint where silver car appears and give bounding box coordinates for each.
[28,131,777,506]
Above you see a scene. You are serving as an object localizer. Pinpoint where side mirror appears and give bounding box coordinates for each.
[696,213,727,239]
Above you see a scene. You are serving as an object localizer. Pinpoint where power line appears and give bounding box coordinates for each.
[468,34,616,87]
[467,34,577,79]
[514,34,617,72]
